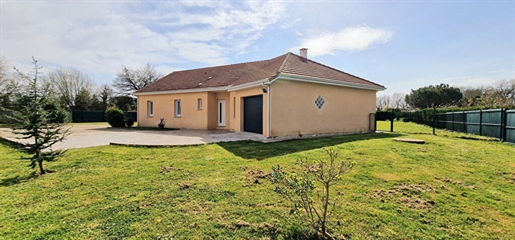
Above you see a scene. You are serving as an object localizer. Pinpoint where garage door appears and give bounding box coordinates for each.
[243,95,263,134]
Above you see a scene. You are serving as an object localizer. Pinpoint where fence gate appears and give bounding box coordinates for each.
[375,109,395,132]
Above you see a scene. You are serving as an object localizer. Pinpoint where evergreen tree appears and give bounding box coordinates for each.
[405,84,463,109]
[10,58,70,174]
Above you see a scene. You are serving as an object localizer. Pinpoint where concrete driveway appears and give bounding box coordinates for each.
[0,124,267,150]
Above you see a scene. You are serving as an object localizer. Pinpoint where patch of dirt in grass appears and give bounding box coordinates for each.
[242,166,271,187]
[398,196,435,209]
[373,182,436,210]
[191,204,208,214]
[234,219,251,228]
[435,176,476,189]
[160,165,182,174]
[177,182,191,189]
[251,222,281,236]
[256,202,276,209]
[497,172,515,184]
[217,222,236,230]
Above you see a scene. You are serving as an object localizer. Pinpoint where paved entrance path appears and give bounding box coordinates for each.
[0,124,267,150]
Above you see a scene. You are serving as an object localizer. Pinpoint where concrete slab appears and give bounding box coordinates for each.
[0,124,267,150]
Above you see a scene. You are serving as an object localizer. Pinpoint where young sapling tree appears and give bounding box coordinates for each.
[270,148,354,239]
[10,57,70,174]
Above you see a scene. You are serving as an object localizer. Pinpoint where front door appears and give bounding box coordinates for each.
[218,100,226,127]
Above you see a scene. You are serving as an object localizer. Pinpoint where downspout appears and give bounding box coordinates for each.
[262,75,280,138]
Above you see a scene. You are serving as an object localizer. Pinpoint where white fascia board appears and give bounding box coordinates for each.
[134,87,228,96]
[227,79,270,92]
[277,73,386,91]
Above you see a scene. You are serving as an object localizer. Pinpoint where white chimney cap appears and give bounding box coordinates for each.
[299,48,308,59]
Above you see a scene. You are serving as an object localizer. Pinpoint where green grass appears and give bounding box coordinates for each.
[1,122,514,239]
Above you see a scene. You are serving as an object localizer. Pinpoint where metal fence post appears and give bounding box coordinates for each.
[463,110,466,133]
[390,109,394,132]
[452,111,455,132]
[433,107,436,135]
[501,108,507,142]
[479,109,483,136]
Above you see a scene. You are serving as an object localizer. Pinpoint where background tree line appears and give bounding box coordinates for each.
[377,79,515,111]
[0,56,162,112]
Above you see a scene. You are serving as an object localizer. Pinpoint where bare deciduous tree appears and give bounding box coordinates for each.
[391,92,407,109]
[376,95,391,111]
[113,63,163,93]
[44,68,94,110]
[459,79,515,108]
[0,56,23,109]
[493,79,515,106]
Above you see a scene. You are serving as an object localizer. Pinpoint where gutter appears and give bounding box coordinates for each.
[261,75,280,138]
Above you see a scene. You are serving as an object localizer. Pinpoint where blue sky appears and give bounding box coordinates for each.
[1,0,514,95]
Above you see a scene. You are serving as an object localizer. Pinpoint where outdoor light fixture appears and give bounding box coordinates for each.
[262,88,268,93]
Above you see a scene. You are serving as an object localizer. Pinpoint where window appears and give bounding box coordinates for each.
[197,98,202,110]
[315,95,325,109]
[175,100,182,117]
[147,101,153,116]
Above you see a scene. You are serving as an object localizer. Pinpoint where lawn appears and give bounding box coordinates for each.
[0,122,514,239]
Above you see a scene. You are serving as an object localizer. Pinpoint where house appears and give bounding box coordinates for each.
[134,49,385,137]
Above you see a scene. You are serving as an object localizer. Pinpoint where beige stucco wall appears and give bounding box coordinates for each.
[137,92,209,129]
[137,91,235,130]
[269,80,376,137]
[137,81,376,136]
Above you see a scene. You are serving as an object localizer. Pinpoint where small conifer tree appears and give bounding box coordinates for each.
[9,57,69,174]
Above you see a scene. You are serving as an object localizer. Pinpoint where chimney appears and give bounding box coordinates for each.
[299,48,308,59]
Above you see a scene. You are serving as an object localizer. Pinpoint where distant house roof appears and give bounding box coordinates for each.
[135,52,385,94]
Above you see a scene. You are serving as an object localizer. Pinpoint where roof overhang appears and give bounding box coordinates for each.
[134,73,385,96]
[277,73,386,91]
[227,79,270,91]
[133,86,228,96]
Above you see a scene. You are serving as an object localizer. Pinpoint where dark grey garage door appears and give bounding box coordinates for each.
[243,95,263,134]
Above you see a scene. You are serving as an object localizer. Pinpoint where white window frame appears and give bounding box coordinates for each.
[175,99,182,117]
[147,101,153,117]
[198,98,202,110]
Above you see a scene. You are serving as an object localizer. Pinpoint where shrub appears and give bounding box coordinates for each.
[125,117,134,127]
[270,148,354,239]
[105,107,125,127]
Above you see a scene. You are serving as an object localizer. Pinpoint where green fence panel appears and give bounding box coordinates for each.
[506,110,515,144]
[124,112,137,122]
[445,113,454,131]
[72,111,106,122]
[465,111,481,135]
[481,110,503,139]
[71,111,137,123]
[454,112,465,132]
[482,110,502,124]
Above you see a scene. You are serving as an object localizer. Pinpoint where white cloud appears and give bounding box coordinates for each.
[490,68,506,73]
[280,17,302,29]
[178,0,219,8]
[0,0,286,83]
[293,26,393,57]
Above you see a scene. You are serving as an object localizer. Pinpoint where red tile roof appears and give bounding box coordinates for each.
[136,52,384,93]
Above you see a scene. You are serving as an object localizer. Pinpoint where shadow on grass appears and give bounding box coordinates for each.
[218,133,403,160]
[0,137,25,149]
[0,172,38,187]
